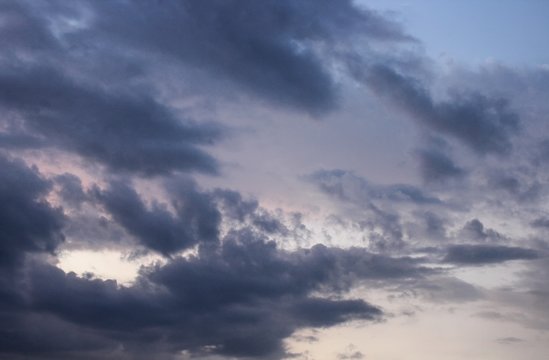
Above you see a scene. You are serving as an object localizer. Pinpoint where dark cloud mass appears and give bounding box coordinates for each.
[444,245,540,265]
[0,155,64,269]
[0,225,432,359]
[96,179,221,256]
[87,0,411,113]
[0,65,222,175]
[0,162,431,359]
[0,155,65,347]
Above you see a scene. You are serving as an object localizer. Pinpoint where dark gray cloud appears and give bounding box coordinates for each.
[361,64,520,155]
[0,65,222,176]
[252,211,289,235]
[1,0,414,118]
[0,312,119,359]
[54,173,87,209]
[459,219,506,243]
[213,189,288,235]
[0,159,430,358]
[0,155,65,346]
[96,179,220,256]
[444,245,540,265]
[83,0,411,113]
[0,172,431,358]
[531,217,549,229]
[0,232,433,359]
[0,155,64,269]
[213,189,259,223]
[416,146,466,183]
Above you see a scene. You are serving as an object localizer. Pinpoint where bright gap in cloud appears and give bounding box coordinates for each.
[57,250,161,285]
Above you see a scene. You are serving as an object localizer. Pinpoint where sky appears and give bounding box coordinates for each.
[1,1,549,359]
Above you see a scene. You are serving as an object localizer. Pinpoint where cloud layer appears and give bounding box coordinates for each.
[1,1,549,359]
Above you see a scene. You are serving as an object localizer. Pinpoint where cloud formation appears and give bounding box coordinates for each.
[1,0,549,358]
[0,224,433,359]
[443,245,540,265]
[96,179,221,256]
[0,155,64,269]
[85,0,411,113]
[0,163,434,359]
[356,64,520,155]
[0,65,222,175]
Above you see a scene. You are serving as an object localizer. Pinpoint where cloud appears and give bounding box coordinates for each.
[360,64,520,155]
[459,219,506,243]
[96,179,221,256]
[54,173,87,209]
[0,158,434,359]
[213,189,288,235]
[82,0,411,114]
[531,217,549,228]
[0,166,432,359]
[0,233,432,359]
[0,312,118,358]
[416,146,466,183]
[307,169,449,252]
[309,169,441,205]
[0,155,64,269]
[0,155,65,346]
[443,245,540,265]
[0,65,223,176]
[2,1,548,358]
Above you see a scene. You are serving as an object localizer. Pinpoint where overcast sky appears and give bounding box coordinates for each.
[1,1,549,359]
